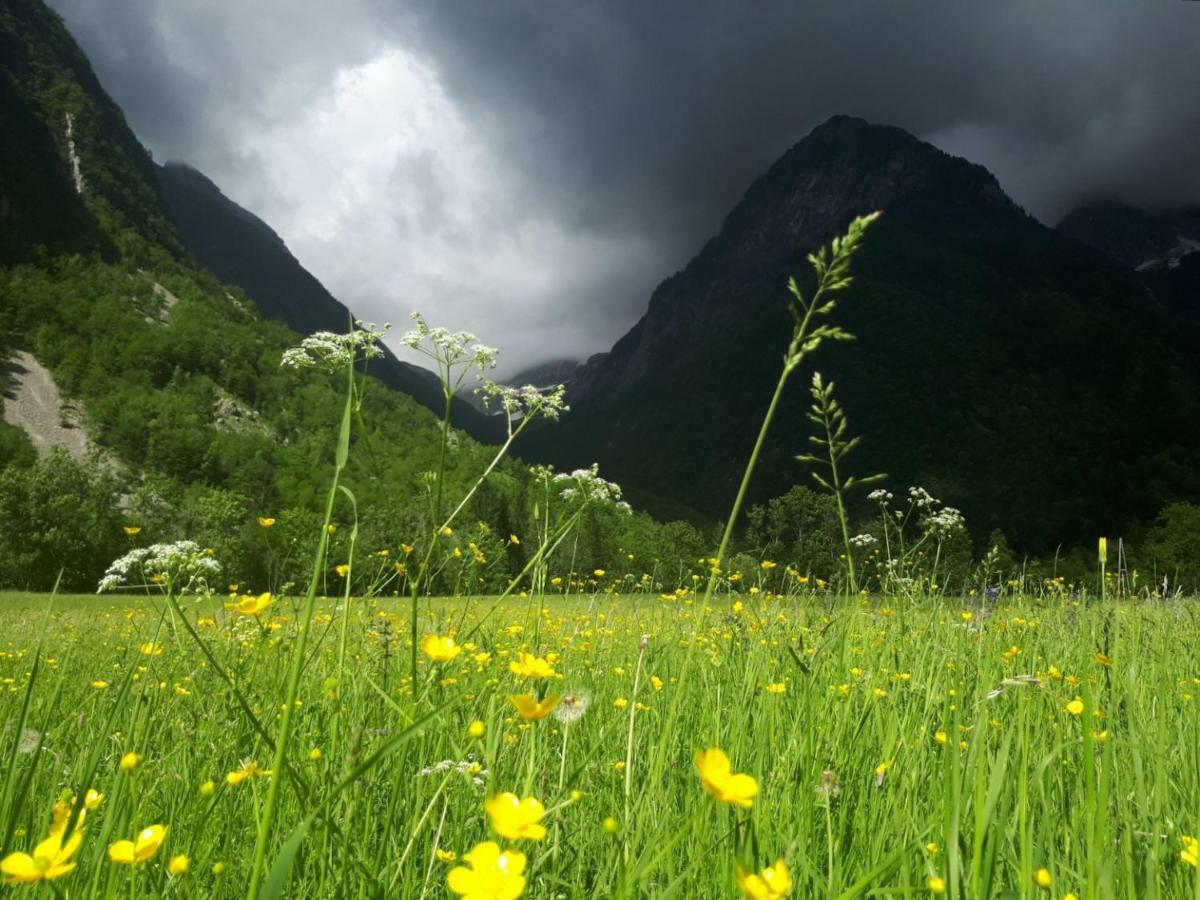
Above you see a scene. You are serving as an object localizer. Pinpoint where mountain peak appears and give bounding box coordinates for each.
[565,116,1021,397]
[714,116,1017,264]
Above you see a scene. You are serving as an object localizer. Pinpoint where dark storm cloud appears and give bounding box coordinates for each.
[45,0,1200,371]
[397,1,1200,224]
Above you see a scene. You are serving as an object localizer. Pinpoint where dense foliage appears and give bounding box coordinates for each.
[0,1,706,593]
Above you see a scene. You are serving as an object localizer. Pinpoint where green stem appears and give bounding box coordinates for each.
[245,365,352,900]
[622,640,646,865]
[703,367,791,605]
[822,415,857,595]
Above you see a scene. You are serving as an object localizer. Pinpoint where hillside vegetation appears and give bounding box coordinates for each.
[0,0,700,592]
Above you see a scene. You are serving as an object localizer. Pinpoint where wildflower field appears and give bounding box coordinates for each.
[5,218,1200,900]
[3,588,1200,898]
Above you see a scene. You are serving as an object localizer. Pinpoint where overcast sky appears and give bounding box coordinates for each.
[47,0,1200,374]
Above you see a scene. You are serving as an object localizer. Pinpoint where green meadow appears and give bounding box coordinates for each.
[3,589,1200,898]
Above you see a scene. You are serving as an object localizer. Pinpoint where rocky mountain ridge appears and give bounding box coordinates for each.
[520,115,1200,551]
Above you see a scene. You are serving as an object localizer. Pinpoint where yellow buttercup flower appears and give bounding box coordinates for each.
[435,848,457,863]
[1034,867,1052,888]
[508,652,556,679]
[1097,536,1107,564]
[335,564,350,578]
[469,720,487,739]
[1181,835,1199,867]
[168,854,190,876]
[737,859,792,898]
[421,635,462,662]
[83,789,104,810]
[508,693,560,721]
[484,793,547,841]
[446,841,526,899]
[123,526,142,536]
[119,752,142,772]
[225,760,271,786]
[223,592,274,616]
[50,802,76,835]
[257,517,276,528]
[1,828,83,884]
[139,642,162,656]
[108,825,167,865]
[928,875,946,893]
[1065,697,1084,716]
[695,747,758,808]
[764,682,786,695]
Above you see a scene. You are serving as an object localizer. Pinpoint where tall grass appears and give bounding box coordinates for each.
[2,591,1200,896]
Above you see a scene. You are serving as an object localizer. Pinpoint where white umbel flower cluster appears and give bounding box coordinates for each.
[97,541,221,594]
[477,381,568,421]
[400,312,498,371]
[417,755,488,787]
[927,506,966,535]
[280,322,390,372]
[554,465,631,513]
[907,486,938,509]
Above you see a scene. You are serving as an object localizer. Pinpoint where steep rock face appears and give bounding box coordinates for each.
[569,116,1018,399]
[1058,200,1200,270]
[523,116,1200,550]
[155,163,499,441]
[505,358,580,389]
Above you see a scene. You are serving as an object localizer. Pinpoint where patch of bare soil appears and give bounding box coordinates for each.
[2,351,91,459]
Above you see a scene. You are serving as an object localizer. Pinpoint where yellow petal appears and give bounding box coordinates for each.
[1,852,40,883]
[33,830,64,862]
[134,825,167,860]
[463,841,501,868]
[498,847,526,877]
[43,862,77,881]
[446,865,484,896]
[108,841,135,864]
[58,828,84,864]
